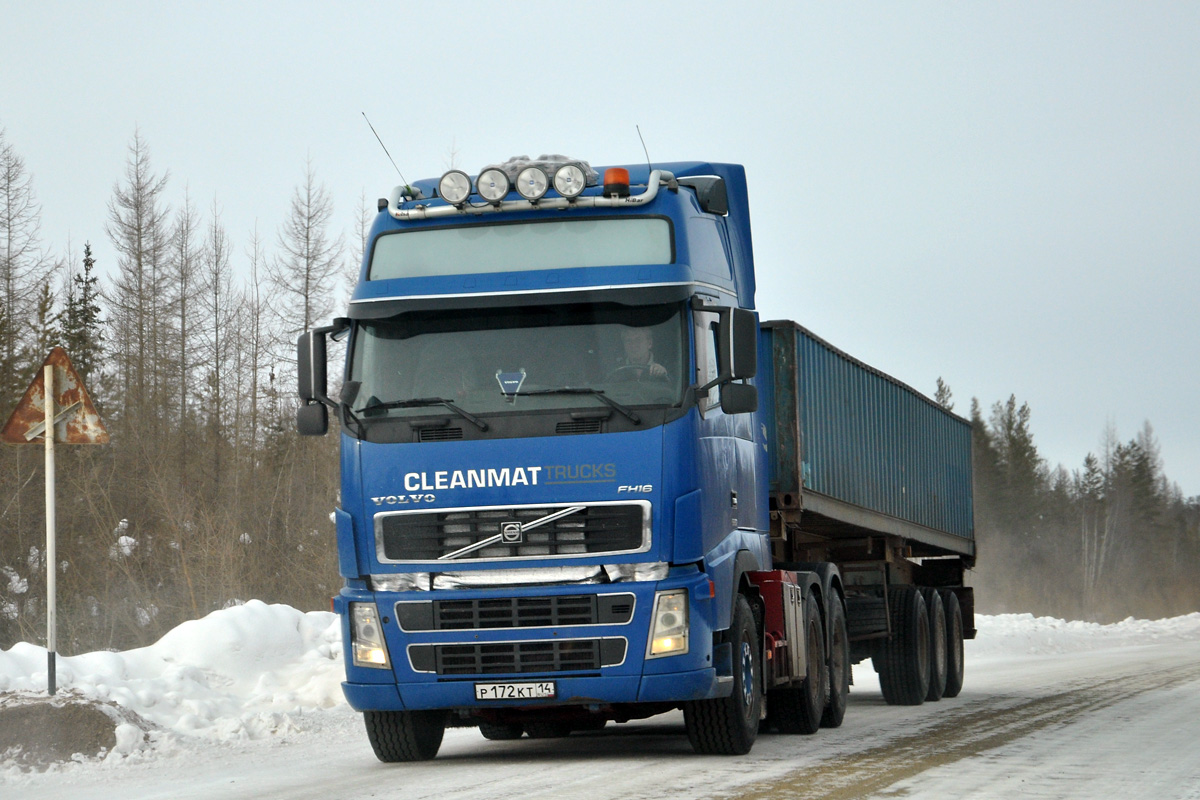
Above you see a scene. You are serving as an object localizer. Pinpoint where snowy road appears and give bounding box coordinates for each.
[5,611,1200,800]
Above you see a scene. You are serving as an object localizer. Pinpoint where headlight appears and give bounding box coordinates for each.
[553,164,587,199]
[476,168,510,203]
[647,589,689,658]
[350,602,391,669]
[438,170,472,205]
[515,166,549,201]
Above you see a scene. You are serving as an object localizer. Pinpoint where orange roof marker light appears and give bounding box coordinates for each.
[603,167,631,198]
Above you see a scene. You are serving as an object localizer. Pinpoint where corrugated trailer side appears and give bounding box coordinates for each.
[759,320,975,561]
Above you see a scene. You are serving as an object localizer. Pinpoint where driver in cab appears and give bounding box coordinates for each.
[613,327,667,380]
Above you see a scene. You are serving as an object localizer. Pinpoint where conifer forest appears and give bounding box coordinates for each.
[2,128,1198,654]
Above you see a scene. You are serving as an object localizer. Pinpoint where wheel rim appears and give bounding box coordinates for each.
[740,638,755,711]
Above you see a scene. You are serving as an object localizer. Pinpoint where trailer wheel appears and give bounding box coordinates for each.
[684,594,761,754]
[768,591,826,734]
[921,588,948,702]
[875,586,930,705]
[478,720,525,740]
[940,589,965,698]
[364,710,445,762]
[821,593,850,728]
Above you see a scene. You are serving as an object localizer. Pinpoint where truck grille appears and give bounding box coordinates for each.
[408,638,628,675]
[375,502,649,562]
[395,593,636,631]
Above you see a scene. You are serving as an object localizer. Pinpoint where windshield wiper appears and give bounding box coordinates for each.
[357,397,489,431]
[514,388,641,425]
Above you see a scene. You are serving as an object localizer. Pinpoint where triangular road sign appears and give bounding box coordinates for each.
[1,347,109,444]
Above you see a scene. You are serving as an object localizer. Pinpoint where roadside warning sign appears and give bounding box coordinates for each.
[0,347,108,445]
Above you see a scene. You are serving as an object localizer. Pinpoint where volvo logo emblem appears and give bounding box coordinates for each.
[500,522,523,543]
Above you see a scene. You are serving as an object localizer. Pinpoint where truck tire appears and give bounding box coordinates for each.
[768,592,826,734]
[364,709,445,762]
[875,586,930,706]
[921,587,948,702]
[478,720,524,740]
[684,594,761,755]
[821,593,850,728]
[940,589,965,698]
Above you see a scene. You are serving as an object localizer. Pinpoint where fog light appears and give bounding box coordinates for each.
[438,170,471,205]
[647,589,689,658]
[477,168,510,203]
[515,166,549,201]
[554,164,587,199]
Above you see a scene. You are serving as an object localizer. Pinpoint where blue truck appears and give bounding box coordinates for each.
[297,156,976,761]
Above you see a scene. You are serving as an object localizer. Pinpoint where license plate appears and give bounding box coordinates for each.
[474,681,556,701]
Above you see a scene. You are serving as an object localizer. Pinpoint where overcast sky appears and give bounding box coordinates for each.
[3,2,1198,495]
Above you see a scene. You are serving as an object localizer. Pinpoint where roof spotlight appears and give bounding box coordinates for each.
[438,170,472,205]
[553,164,587,199]
[515,166,549,201]
[476,168,510,204]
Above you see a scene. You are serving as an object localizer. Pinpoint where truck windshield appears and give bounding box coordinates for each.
[349,302,686,420]
[369,217,672,280]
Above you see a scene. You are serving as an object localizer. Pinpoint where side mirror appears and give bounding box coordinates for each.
[720,382,758,415]
[297,402,329,436]
[297,330,328,404]
[719,307,758,381]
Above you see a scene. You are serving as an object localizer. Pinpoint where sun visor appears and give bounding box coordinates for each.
[348,282,696,319]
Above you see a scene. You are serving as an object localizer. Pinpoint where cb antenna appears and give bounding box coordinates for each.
[362,112,409,188]
[636,125,652,174]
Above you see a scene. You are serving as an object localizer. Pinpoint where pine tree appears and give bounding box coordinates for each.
[27,278,62,360]
[62,242,104,387]
[934,377,954,411]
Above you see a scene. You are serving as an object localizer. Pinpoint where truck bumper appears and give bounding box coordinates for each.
[342,666,719,712]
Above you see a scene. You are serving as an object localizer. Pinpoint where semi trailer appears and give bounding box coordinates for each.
[297,155,975,761]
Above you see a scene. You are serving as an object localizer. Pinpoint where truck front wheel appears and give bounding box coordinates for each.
[684,594,762,755]
[364,710,446,762]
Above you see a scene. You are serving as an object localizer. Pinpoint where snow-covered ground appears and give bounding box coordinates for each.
[2,603,1199,799]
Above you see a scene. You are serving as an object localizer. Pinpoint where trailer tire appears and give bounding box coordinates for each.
[478,720,525,740]
[921,588,948,702]
[684,594,761,755]
[941,589,965,698]
[768,592,826,734]
[875,586,930,705]
[821,593,850,728]
[364,710,445,762]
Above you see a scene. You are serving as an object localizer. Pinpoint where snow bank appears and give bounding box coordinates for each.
[970,612,1200,658]
[0,600,344,744]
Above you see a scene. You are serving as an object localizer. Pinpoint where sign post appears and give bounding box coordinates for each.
[1,347,108,696]
[44,363,56,693]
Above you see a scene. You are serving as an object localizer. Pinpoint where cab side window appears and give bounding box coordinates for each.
[694,310,721,414]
